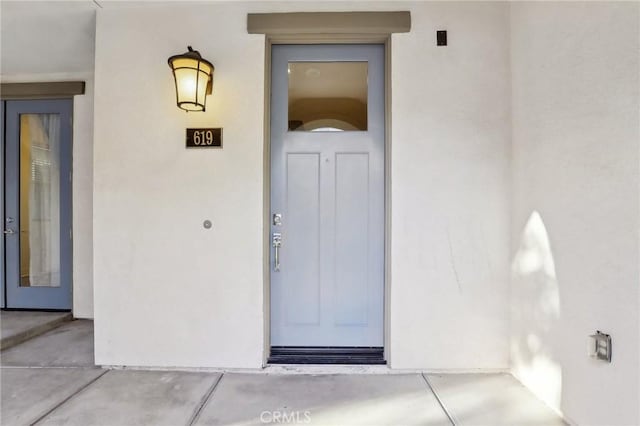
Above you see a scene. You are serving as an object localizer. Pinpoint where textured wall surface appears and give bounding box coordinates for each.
[92,1,511,369]
[510,3,640,424]
[93,4,265,367]
[390,1,511,369]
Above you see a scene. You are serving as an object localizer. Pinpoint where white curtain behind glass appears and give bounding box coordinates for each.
[27,114,60,287]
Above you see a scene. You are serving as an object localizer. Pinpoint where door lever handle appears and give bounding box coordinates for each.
[3,229,16,235]
[272,233,282,272]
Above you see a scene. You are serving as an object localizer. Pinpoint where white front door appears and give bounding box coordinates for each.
[269,44,385,353]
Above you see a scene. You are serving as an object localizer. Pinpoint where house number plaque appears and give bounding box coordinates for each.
[186,128,222,148]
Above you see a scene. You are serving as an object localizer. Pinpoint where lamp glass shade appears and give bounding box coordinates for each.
[168,51,213,112]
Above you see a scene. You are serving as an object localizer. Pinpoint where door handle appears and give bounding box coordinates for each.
[3,229,16,235]
[272,232,282,272]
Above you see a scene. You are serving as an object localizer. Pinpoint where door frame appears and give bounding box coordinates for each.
[262,34,393,366]
[1,101,5,308]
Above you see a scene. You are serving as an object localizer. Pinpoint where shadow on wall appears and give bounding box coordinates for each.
[510,211,563,413]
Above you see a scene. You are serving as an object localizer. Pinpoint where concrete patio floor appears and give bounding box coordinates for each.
[0,311,71,350]
[0,317,566,426]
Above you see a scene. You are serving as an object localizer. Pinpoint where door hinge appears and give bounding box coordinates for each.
[69,171,72,183]
[69,228,73,240]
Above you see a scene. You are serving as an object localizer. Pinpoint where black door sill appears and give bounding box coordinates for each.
[1,308,72,312]
[268,346,385,365]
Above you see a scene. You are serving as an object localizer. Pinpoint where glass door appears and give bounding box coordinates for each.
[3,99,72,309]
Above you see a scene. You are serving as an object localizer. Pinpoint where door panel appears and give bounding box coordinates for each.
[270,45,385,348]
[334,153,370,326]
[284,152,321,326]
[4,100,72,309]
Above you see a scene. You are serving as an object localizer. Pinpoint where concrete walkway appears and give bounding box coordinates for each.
[0,311,71,350]
[1,320,566,426]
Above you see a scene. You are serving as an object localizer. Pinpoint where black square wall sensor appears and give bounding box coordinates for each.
[437,30,447,46]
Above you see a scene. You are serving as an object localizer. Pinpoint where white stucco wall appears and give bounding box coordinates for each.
[93,1,511,369]
[72,76,95,319]
[510,3,640,425]
[93,4,266,368]
[390,2,510,369]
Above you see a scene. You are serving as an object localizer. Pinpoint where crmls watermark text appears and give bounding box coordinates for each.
[260,410,312,424]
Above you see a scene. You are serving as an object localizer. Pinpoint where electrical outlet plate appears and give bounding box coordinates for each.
[588,331,612,362]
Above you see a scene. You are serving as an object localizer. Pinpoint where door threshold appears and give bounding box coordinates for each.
[1,308,71,312]
[268,346,385,365]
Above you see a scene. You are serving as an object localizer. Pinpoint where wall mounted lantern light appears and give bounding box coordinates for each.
[168,46,214,112]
